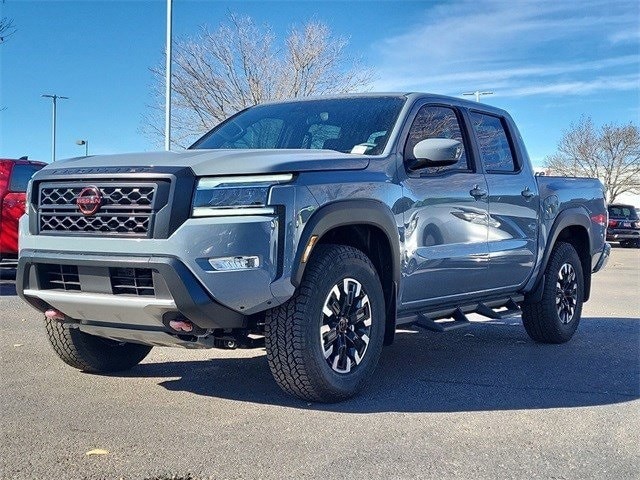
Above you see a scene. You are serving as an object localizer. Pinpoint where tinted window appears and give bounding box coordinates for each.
[470,112,516,172]
[191,97,405,155]
[405,105,469,174]
[221,118,284,149]
[608,206,638,220]
[9,164,42,192]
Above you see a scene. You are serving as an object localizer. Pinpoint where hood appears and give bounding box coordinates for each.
[43,149,370,176]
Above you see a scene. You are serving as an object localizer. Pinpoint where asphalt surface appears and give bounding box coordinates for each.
[1,247,638,479]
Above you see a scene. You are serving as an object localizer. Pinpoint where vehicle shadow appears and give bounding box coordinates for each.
[122,316,640,413]
[0,267,17,296]
[0,267,17,280]
[0,282,17,296]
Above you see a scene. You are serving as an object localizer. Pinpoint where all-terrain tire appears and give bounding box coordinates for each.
[522,242,584,344]
[265,244,385,403]
[45,318,152,372]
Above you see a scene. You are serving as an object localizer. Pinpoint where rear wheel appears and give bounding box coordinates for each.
[265,244,385,402]
[522,242,584,344]
[45,318,152,372]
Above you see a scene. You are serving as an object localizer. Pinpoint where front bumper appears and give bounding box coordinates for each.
[17,252,246,330]
[19,209,295,313]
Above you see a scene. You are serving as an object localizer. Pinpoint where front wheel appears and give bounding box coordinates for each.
[45,318,153,372]
[522,242,584,343]
[265,244,385,402]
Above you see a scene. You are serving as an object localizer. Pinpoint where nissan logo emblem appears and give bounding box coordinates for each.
[76,186,102,215]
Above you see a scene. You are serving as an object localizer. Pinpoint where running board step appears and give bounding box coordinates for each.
[476,299,521,320]
[414,308,471,332]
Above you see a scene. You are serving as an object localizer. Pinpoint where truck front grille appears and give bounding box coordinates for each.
[37,183,160,237]
[40,214,151,234]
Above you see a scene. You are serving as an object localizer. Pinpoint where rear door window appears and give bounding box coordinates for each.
[470,112,517,173]
[9,164,42,192]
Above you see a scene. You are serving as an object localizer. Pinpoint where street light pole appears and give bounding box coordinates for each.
[462,90,494,102]
[165,0,173,151]
[76,139,89,156]
[42,94,69,162]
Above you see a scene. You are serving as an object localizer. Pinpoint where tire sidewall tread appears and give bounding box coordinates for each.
[45,318,152,373]
[522,241,584,344]
[265,244,385,402]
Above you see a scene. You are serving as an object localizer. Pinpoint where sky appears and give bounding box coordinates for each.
[1,0,638,167]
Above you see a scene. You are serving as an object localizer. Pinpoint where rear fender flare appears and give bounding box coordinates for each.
[526,207,592,302]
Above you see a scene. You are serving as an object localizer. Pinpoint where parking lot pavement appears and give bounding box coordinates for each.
[0,248,638,479]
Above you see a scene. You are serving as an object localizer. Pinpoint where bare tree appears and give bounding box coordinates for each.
[144,13,373,147]
[0,17,16,44]
[545,117,640,204]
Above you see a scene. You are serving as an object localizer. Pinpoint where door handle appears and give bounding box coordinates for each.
[521,187,535,200]
[469,185,487,200]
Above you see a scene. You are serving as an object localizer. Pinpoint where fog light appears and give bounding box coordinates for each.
[208,256,260,271]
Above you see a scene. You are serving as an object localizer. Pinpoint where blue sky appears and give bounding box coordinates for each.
[1,0,638,166]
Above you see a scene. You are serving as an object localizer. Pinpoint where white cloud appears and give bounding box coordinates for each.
[371,0,639,98]
[609,29,640,45]
[503,75,640,97]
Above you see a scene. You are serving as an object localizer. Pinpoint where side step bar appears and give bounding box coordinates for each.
[476,299,521,319]
[412,298,522,333]
[415,308,470,332]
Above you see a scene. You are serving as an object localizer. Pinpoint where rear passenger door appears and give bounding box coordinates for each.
[469,111,538,290]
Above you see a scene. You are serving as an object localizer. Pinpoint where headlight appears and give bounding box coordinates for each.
[24,179,34,216]
[192,174,292,217]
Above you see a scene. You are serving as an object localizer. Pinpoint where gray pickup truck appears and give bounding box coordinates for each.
[18,93,610,402]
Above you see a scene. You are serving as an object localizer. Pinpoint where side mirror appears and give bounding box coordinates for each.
[410,138,463,170]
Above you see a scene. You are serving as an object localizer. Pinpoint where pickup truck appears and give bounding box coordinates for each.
[17,93,610,402]
[1,158,45,262]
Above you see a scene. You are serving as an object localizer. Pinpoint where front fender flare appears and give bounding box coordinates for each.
[291,199,401,288]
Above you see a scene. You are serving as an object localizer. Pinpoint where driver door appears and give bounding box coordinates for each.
[399,104,490,307]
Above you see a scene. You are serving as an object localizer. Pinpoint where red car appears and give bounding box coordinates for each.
[0,158,46,261]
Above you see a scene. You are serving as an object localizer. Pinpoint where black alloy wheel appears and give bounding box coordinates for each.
[320,278,373,374]
[556,263,578,325]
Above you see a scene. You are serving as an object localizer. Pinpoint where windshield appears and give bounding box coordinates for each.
[190,96,406,155]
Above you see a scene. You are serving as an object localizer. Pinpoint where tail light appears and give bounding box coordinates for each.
[608,219,618,228]
[590,214,606,226]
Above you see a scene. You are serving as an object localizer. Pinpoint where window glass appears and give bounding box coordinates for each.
[192,97,405,155]
[219,118,284,149]
[307,123,341,149]
[405,105,469,174]
[608,206,638,220]
[9,164,42,192]
[470,112,516,172]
